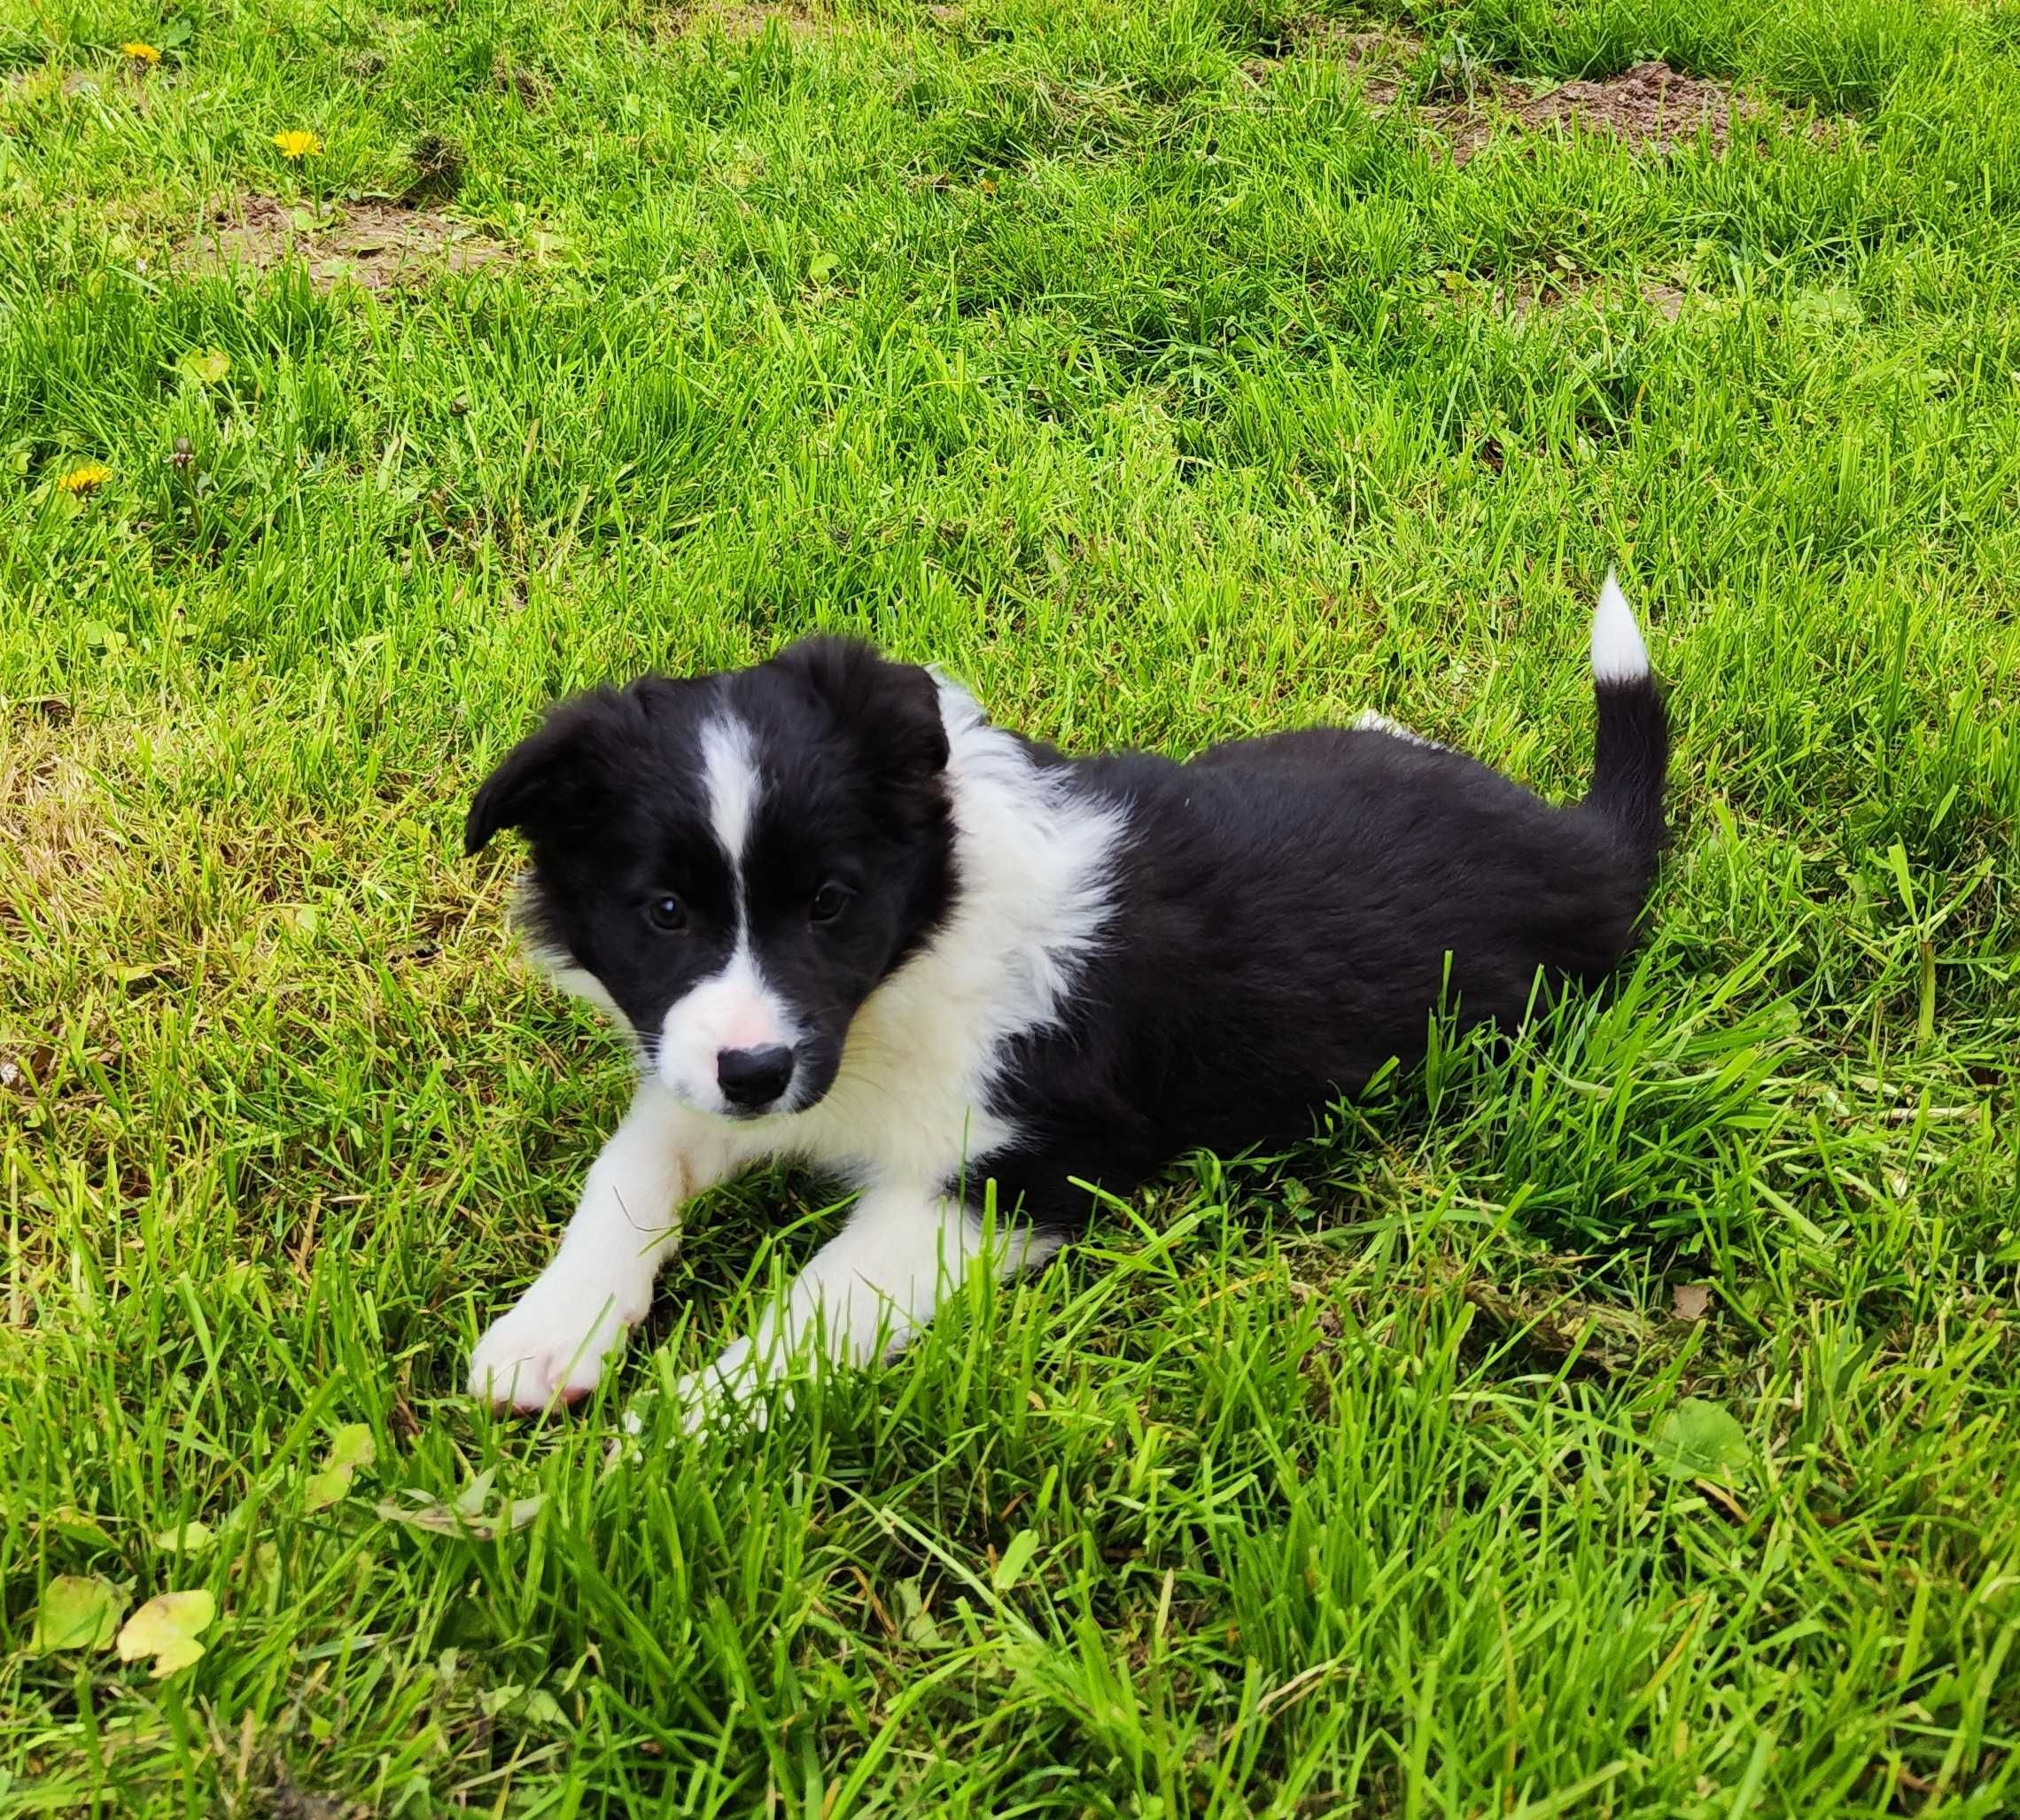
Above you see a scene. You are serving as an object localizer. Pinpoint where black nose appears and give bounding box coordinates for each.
[717,1044,795,1110]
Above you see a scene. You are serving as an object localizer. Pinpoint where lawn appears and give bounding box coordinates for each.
[3,0,2018,1810]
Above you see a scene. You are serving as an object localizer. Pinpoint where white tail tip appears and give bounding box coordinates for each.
[1590,572,1650,685]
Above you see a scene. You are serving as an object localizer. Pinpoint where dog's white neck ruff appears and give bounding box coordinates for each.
[775,678,1124,1186]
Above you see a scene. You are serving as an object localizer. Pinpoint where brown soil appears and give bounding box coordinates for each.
[0,704,114,981]
[1515,59,1751,154]
[1642,281,1687,320]
[1251,35,1775,167]
[1441,59,1775,165]
[1511,272,1693,319]
[666,0,833,41]
[1427,263,1698,323]
[180,196,510,292]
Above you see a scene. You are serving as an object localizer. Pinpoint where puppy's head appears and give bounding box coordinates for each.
[466,637,955,1120]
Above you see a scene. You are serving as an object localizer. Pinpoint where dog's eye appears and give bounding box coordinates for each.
[645,894,688,932]
[810,883,850,924]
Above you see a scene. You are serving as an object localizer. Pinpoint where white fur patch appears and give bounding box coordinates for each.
[1351,710,1438,748]
[656,944,803,1115]
[700,712,762,875]
[1590,572,1650,685]
[530,949,630,1026]
[652,708,803,1114]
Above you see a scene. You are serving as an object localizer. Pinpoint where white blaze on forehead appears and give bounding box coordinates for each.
[699,712,763,878]
[657,710,802,1116]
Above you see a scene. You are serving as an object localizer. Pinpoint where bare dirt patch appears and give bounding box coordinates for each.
[1642,281,1687,320]
[180,196,510,292]
[1492,271,1598,316]
[0,704,119,993]
[1447,59,1797,165]
[663,0,835,42]
[1251,35,1788,167]
[1502,272,1693,320]
[1296,24,1426,94]
[1426,263,1702,325]
[1515,59,1751,155]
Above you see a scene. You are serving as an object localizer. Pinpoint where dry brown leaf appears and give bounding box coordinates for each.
[1670,1283,1712,1322]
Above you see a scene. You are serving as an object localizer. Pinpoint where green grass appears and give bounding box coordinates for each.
[4,0,2019,1809]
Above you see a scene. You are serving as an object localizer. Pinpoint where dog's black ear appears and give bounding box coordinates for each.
[771,636,949,783]
[464,689,626,856]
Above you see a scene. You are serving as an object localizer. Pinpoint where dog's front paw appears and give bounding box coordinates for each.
[672,1335,775,1435]
[600,1339,764,1466]
[469,1264,643,1412]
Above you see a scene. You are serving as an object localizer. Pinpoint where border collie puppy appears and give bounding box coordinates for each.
[464,579,1667,1420]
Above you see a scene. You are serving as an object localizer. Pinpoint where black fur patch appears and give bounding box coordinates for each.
[985,692,1666,1227]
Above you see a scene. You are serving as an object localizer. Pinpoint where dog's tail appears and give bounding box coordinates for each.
[1582,573,1668,878]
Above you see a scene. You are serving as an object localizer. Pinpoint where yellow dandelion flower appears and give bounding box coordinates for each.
[57,463,113,495]
[120,41,162,64]
[273,129,323,159]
